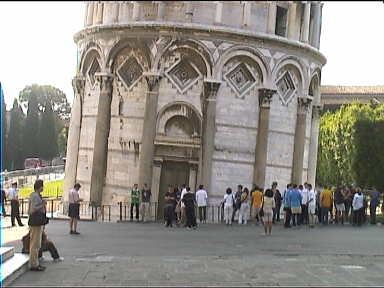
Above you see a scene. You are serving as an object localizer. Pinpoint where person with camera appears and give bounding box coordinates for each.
[28,179,48,272]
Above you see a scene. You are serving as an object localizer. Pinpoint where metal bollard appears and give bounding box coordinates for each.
[21,199,24,217]
[119,202,122,221]
[108,206,111,222]
[51,199,54,219]
[102,205,105,221]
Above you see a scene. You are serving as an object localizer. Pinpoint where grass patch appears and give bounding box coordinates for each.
[19,179,63,199]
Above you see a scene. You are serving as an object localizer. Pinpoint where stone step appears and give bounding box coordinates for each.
[0,253,30,286]
[0,247,15,263]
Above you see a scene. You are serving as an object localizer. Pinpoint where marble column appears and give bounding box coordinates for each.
[111,2,119,23]
[214,2,223,25]
[267,1,277,34]
[292,96,312,185]
[311,2,321,48]
[301,2,311,43]
[242,1,251,28]
[132,2,140,21]
[157,1,166,20]
[63,76,85,202]
[185,2,194,22]
[287,2,297,39]
[253,88,275,189]
[151,159,162,219]
[189,163,198,192]
[92,2,98,25]
[89,73,114,207]
[119,2,130,24]
[307,104,323,186]
[138,72,162,189]
[86,2,94,26]
[202,79,221,194]
[84,3,89,27]
[95,2,104,24]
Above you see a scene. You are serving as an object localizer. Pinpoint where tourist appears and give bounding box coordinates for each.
[175,186,182,225]
[222,188,235,226]
[164,186,176,228]
[238,187,250,225]
[1,188,6,216]
[352,187,364,227]
[28,179,46,271]
[272,182,282,223]
[283,184,292,228]
[362,191,368,224]
[22,227,63,262]
[262,189,275,235]
[320,185,333,225]
[180,184,187,226]
[251,185,263,225]
[130,184,140,221]
[307,184,316,228]
[299,184,309,225]
[316,184,324,224]
[68,183,83,234]
[8,182,24,227]
[182,187,197,230]
[140,183,151,223]
[369,188,380,225]
[343,186,352,223]
[289,184,302,227]
[231,185,243,222]
[195,185,208,224]
[334,185,345,225]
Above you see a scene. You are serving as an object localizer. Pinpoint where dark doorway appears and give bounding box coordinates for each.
[157,161,190,220]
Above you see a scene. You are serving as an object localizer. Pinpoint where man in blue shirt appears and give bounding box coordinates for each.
[283,184,292,228]
[289,184,303,226]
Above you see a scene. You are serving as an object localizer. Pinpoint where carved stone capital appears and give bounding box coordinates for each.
[297,96,312,114]
[72,76,85,99]
[203,78,221,101]
[95,73,114,94]
[153,159,163,167]
[143,72,162,91]
[312,104,323,119]
[258,88,276,108]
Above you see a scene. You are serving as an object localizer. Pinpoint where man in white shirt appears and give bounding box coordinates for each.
[68,183,83,234]
[307,184,317,228]
[352,188,364,227]
[180,184,187,226]
[8,182,24,227]
[195,185,208,224]
[300,183,309,225]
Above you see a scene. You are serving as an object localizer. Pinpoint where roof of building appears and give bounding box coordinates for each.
[321,85,384,95]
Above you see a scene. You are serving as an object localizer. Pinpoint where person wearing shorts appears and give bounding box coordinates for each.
[334,186,345,225]
[307,184,316,228]
[68,183,83,235]
[262,189,275,235]
[289,184,302,226]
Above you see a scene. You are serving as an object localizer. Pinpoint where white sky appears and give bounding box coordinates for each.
[0,1,383,109]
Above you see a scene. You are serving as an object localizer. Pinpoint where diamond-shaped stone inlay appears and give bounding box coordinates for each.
[165,59,200,94]
[225,63,257,98]
[276,71,296,105]
[117,56,143,90]
[87,58,101,88]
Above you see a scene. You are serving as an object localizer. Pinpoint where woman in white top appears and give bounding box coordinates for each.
[352,188,364,226]
[263,189,275,235]
[238,187,250,225]
[222,188,235,226]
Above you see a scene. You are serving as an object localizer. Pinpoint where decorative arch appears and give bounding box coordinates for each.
[79,42,104,77]
[272,56,307,106]
[214,45,270,85]
[309,69,321,103]
[156,102,202,137]
[156,39,213,77]
[106,38,152,71]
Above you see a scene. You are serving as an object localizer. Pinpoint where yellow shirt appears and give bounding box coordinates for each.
[321,189,333,208]
[252,190,263,208]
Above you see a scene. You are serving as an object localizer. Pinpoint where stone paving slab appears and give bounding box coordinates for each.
[5,220,384,286]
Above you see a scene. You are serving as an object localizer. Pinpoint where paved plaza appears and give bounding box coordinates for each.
[4,219,384,287]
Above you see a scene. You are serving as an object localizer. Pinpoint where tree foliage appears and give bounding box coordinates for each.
[39,100,58,160]
[1,87,7,171]
[22,93,40,158]
[57,127,69,157]
[317,102,384,190]
[19,84,70,120]
[8,99,25,170]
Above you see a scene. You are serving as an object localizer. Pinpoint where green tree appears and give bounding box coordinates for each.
[19,84,70,120]
[8,99,25,170]
[38,100,58,160]
[57,126,69,157]
[23,93,40,158]
[1,86,7,171]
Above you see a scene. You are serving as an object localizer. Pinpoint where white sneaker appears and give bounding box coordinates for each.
[53,257,64,262]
